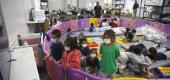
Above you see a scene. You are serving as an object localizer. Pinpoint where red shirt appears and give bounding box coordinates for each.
[61,49,81,69]
[110,21,118,28]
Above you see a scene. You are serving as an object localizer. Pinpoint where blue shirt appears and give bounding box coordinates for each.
[67,32,74,38]
[155,53,167,61]
[51,42,64,61]
[89,26,94,32]
[79,46,90,57]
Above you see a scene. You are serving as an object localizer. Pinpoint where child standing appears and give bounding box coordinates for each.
[86,48,99,75]
[79,38,90,57]
[79,38,90,68]
[99,29,120,77]
[61,37,81,69]
[51,29,64,62]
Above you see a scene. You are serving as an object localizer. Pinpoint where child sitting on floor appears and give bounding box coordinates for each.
[128,45,152,78]
[148,47,167,61]
[118,45,136,74]
[89,23,94,32]
[124,28,131,39]
[137,43,149,57]
[86,48,99,75]
[109,18,118,28]
[127,29,138,42]
[101,19,109,27]
[158,47,170,58]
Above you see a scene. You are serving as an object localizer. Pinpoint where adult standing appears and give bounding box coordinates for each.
[94,2,102,18]
[133,0,139,18]
[0,71,2,80]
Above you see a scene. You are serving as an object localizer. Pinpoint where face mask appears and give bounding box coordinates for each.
[82,44,87,48]
[103,39,111,44]
[51,39,56,43]
[64,46,70,51]
[90,54,96,58]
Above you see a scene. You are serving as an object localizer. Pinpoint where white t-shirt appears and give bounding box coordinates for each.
[130,53,151,66]
[102,22,109,27]
[164,51,170,58]
[118,52,133,68]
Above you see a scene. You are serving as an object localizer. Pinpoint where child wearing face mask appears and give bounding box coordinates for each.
[79,38,90,57]
[86,48,99,75]
[79,38,90,68]
[50,29,64,62]
[61,37,81,69]
[99,29,120,78]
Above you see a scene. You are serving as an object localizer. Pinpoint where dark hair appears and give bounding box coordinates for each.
[128,45,136,52]
[90,23,94,26]
[67,28,71,32]
[103,29,115,39]
[0,71,2,80]
[65,37,78,51]
[132,29,136,33]
[52,10,56,12]
[126,28,130,32]
[133,45,143,55]
[102,19,108,22]
[52,29,61,38]
[166,47,170,51]
[137,43,146,49]
[54,18,57,23]
[157,44,161,47]
[17,35,21,38]
[90,48,97,54]
[111,18,117,21]
[79,38,87,44]
[149,47,157,54]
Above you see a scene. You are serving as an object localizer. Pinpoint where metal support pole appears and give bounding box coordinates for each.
[77,0,79,9]
[139,0,143,18]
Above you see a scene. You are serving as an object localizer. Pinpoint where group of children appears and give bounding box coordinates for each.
[89,18,119,32]
[118,43,169,78]
[124,28,138,42]
[49,29,120,78]
[100,18,118,28]
[48,27,169,78]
